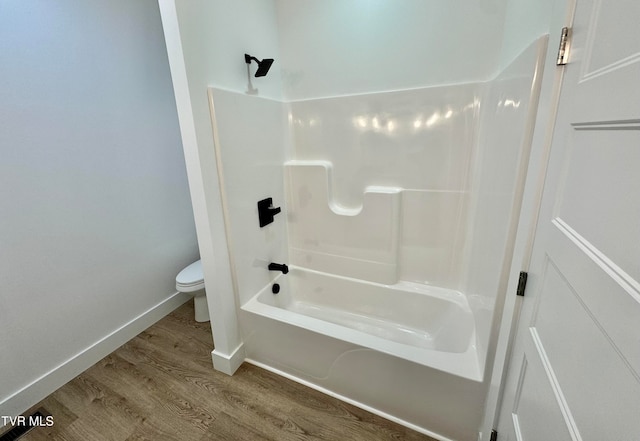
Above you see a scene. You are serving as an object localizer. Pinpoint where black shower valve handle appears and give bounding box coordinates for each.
[258,197,282,227]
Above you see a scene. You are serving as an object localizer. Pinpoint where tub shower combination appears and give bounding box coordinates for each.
[210,40,546,441]
[245,266,479,380]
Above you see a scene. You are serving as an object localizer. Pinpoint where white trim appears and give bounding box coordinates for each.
[158,0,243,359]
[479,35,555,437]
[0,292,190,419]
[244,358,455,441]
[211,344,246,376]
[480,0,577,433]
[553,218,640,303]
[529,329,583,441]
[512,412,525,441]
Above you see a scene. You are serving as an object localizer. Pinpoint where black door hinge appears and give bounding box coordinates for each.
[516,271,528,297]
[490,429,498,441]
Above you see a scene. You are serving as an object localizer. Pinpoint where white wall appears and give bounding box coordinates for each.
[158,0,283,373]
[276,0,508,100]
[499,0,556,67]
[0,0,197,416]
[174,0,283,100]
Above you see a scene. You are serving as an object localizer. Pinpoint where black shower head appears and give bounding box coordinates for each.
[245,53,274,77]
[255,58,274,77]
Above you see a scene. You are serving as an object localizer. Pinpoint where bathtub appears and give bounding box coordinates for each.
[242,266,482,381]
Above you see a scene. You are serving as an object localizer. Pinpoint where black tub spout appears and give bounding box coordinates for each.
[268,262,289,274]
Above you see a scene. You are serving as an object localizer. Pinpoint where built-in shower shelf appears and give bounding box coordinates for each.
[285,160,401,284]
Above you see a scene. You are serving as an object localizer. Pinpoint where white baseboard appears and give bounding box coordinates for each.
[0,292,191,419]
[211,343,245,375]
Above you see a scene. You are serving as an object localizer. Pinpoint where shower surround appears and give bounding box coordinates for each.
[208,40,546,441]
[285,83,477,288]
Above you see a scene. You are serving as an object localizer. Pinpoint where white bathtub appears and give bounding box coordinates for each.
[242,266,482,381]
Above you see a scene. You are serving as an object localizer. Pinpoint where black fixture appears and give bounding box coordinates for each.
[257,197,281,227]
[272,283,280,294]
[245,53,274,77]
[268,262,288,274]
[516,271,528,297]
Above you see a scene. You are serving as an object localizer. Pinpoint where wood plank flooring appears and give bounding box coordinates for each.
[15,302,437,441]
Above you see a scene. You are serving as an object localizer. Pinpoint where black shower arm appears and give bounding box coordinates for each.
[244,54,259,64]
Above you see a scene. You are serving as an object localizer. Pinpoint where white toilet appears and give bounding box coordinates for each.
[176,260,209,322]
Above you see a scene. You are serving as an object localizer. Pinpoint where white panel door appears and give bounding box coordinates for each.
[497,1,640,440]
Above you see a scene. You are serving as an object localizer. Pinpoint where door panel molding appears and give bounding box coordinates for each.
[552,218,640,303]
[494,1,640,440]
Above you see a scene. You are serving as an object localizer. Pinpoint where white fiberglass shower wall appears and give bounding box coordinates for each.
[160,1,551,440]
